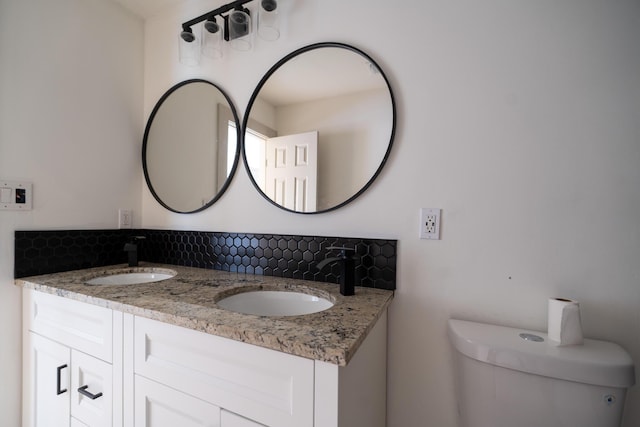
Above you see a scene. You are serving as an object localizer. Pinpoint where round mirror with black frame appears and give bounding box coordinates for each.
[242,42,396,214]
[143,79,241,213]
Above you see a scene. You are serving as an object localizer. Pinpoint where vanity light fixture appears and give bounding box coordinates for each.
[179,0,281,65]
[257,0,280,41]
[201,15,223,59]
[228,6,252,52]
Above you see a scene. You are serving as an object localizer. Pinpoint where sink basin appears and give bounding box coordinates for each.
[86,271,176,285]
[217,290,334,316]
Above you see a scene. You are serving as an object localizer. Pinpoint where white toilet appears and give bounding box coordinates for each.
[448,319,635,427]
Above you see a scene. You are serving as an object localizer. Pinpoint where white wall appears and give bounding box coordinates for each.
[2,0,637,425]
[143,1,640,426]
[0,0,143,423]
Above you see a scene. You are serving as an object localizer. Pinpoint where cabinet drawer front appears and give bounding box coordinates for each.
[134,316,314,427]
[25,289,113,363]
[135,375,221,427]
[70,350,112,427]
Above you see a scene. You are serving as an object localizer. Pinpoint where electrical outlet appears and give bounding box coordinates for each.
[118,209,132,229]
[419,208,441,240]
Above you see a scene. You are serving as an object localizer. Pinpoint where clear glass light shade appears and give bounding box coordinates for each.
[178,32,200,66]
[202,24,223,59]
[258,3,280,41]
[229,10,252,51]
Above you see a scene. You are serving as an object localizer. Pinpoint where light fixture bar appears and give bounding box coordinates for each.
[181,0,253,31]
[179,0,279,64]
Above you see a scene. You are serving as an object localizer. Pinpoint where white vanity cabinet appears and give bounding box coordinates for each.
[23,289,122,427]
[22,288,388,427]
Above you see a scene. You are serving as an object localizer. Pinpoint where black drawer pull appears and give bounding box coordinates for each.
[77,385,103,400]
[56,364,68,395]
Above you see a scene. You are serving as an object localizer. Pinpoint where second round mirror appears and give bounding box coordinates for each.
[242,42,396,214]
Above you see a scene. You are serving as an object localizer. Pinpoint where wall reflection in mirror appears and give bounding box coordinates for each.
[143,79,240,213]
[243,42,396,214]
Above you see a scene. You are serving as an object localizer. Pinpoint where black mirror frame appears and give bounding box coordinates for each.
[241,42,397,215]
[142,79,241,214]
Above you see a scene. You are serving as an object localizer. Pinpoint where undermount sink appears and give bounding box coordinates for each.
[86,270,176,285]
[217,290,334,316]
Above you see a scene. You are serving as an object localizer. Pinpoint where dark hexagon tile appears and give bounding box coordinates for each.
[15,230,396,290]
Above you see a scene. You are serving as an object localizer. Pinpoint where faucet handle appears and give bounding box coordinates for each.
[127,235,146,244]
[321,247,357,296]
[317,247,355,270]
[124,236,146,251]
[326,246,355,257]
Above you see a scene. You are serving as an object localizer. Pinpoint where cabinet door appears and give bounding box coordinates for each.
[135,316,313,427]
[135,375,221,427]
[70,350,112,427]
[221,410,266,427]
[25,333,70,427]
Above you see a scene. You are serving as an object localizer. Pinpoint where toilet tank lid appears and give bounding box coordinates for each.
[448,319,635,388]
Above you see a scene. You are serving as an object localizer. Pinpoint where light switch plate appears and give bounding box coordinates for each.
[0,180,32,210]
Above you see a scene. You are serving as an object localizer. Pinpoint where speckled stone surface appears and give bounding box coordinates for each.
[15,263,393,366]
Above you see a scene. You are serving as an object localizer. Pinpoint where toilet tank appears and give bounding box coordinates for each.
[448,319,635,427]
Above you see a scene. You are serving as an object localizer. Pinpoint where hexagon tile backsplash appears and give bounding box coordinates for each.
[15,229,396,290]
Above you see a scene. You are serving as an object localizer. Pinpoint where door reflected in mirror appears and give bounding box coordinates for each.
[143,79,240,213]
[243,42,396,214]
[246,130,319,211]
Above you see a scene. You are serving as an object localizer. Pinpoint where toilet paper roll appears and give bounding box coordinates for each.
[547,298,584,346]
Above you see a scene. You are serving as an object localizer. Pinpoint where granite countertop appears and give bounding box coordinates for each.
[15,263,393,366]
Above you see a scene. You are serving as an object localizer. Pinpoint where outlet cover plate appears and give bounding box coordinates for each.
[118,209,132,229]
[419,208,441,240]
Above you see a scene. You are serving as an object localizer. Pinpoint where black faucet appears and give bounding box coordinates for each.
[123,236,146,267]
[316,247,356,296]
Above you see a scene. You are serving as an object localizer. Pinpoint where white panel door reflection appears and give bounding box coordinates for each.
[265,131,318,212]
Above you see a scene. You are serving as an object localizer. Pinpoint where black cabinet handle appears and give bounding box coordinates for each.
[77,385,103,400]
[56,365,67,395]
